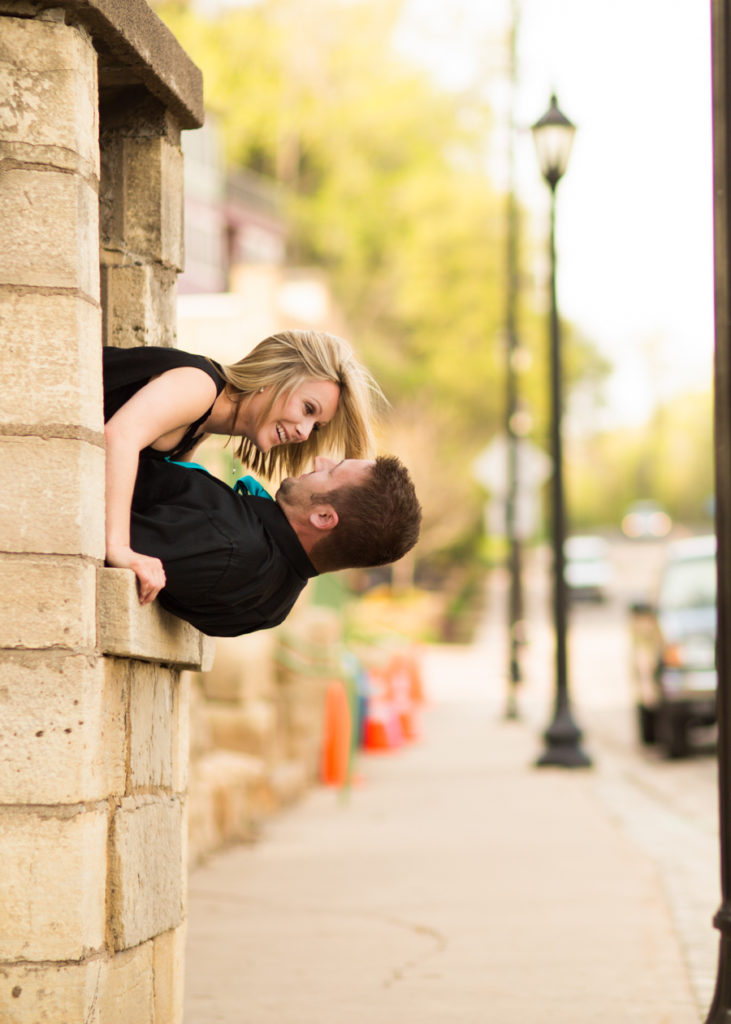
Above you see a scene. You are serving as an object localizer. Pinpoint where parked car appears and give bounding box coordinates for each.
[629,534,717,758]
[621,500,672,540]
[564,535,612,602]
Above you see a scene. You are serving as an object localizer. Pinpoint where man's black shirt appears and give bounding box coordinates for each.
[130,459,318,637]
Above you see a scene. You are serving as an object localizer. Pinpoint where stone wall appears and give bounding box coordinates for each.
[0,4,205,1022]
[0,6,360,1019]
[187,602,344,867]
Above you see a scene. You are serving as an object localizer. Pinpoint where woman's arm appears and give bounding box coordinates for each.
[104,367,219,604]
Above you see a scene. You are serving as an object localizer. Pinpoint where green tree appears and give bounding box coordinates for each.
[153,0,610,564]
[566,389,713,531]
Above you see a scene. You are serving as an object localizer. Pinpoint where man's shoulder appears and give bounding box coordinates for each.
[161,466,315,577]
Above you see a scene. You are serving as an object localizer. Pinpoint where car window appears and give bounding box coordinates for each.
[659,556,717,610]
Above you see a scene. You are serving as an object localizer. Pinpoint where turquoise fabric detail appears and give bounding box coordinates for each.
[234,475,274,501]
[164,460,273,501]
[165,458,209,473]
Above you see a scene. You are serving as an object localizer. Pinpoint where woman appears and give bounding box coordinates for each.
[103,329,382,605]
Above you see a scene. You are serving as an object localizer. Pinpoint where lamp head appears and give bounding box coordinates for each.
[531,93,576,189]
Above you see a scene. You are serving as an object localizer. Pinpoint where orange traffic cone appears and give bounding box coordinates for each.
[387,655,420,742]
[363,666,403,752]
[407,648,426,705]
[390,649,426,706]
[321,680,352,786]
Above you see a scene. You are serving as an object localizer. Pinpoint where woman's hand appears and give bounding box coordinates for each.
[106,545,167,605]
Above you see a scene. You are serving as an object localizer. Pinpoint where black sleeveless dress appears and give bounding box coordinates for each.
[102,345,227,461]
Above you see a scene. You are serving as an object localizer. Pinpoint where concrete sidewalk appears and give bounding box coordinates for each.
[184,640,708,1023]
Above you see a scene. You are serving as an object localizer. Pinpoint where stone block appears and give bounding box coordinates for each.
[277,675,329,779]
[279,604,342,649]
[0,292,102,431]
[0,958,104,1024]
[0,556,96,650]
[38,0,203,131]
[269,758,310,808]
[188,674,214,761]
[193,750,273,849]
[101,135,184,269]
[153,925,186,1024]
[0,652,125,805]
[100,261,178,349]
[0,436,104,557]
[0,15,99,175]
[180,798,189,899]
[98,943,154,1024]
[280,674,330,719]
[0,804,107,962]
[206,700,279,762]
[0,165,99,298]
[172,670,190,794]
[284,725,325,779]
[127,659,175,792]
[275,617,342,689]
[186,772,218,868]
[199,631,277,703]
[109,795,184,950]
[98,567,213,670]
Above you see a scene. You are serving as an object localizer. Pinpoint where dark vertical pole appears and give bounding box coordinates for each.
[504,0,524,719]
[536,182,591,769]
[548,191,568,714]
[704,1,731,1018]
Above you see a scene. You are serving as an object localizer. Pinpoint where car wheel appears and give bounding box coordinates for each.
[636,704,657,745]
[660,706,690,759]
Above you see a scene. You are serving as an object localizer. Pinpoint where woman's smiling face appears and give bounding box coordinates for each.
[243,378,340,453]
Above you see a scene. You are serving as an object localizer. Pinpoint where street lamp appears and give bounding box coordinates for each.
[503,0,524,720]
[531,94,591,768]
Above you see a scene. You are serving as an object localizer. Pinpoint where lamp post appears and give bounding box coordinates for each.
[531,94,591,768]
[503,0,524,719]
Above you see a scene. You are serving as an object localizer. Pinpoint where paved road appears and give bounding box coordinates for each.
[479,539,721,1013]
[185,536,723,1021]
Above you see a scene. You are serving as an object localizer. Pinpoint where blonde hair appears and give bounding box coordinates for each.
[219,330,384,480]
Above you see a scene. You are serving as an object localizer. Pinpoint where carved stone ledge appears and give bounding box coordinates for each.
[3,0,205,130]
[98,567,215,670]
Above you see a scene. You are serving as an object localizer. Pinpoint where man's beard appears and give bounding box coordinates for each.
[276,477,331,512]
[275,476,295,502]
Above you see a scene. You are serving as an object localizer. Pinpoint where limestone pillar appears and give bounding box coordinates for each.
[100,90,184,348]
[0,5,205,1022]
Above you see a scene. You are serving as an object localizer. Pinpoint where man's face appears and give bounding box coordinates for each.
[276,457,375,516]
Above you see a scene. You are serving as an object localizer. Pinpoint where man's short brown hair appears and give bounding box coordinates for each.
[308,456,421,573]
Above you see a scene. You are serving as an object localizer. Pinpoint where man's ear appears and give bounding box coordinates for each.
[308,505,338,532]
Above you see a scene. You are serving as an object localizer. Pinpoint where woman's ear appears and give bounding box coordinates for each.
[308,505,338,532]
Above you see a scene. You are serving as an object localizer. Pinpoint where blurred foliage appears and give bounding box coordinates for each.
[344,584,445,645]
[152,0,646,569]
[567,389,714,531]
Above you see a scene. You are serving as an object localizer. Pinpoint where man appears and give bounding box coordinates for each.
[129,455,422,637]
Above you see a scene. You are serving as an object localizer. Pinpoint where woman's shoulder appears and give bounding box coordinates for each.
[103,345,225,390]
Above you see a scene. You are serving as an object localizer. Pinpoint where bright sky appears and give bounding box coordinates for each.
[193,0,715,428]
[396,0,715,428]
